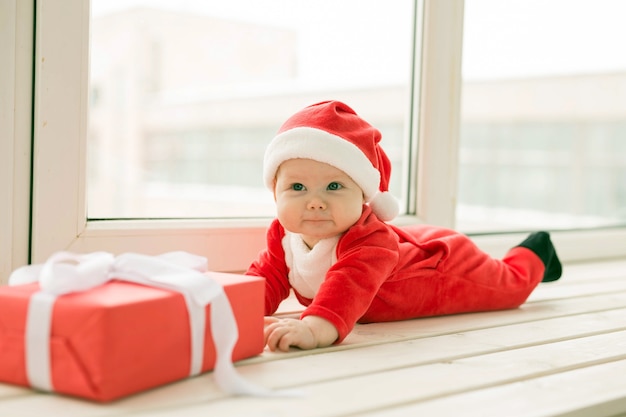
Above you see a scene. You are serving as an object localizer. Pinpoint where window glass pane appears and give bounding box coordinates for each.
[88,0,414,219]
[459,0,626,232]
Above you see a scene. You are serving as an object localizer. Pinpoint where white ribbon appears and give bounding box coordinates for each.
[9,251,274,396]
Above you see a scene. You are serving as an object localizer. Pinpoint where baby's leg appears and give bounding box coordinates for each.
[413,227,562,283]
[363,228,563,320]
[423,230,561,312]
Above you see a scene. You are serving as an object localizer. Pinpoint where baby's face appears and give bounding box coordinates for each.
[274,158,364,248]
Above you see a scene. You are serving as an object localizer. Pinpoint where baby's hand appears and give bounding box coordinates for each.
[263,316,339,352]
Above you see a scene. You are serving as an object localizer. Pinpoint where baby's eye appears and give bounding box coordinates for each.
[291,183,305,191]
[327,182,342,191]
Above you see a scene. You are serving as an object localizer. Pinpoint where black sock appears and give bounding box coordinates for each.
[517,231,562,282]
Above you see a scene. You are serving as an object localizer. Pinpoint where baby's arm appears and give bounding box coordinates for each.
[263,315,339,352]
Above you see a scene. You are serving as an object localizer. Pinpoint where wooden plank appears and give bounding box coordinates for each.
[560,260,626,281]
[0,385,31,400]
[0,376,226,417]
[527,279,626,302]
[528,273,626,302]
[360,359,626,417]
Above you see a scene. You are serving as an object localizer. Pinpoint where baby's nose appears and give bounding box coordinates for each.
[307,196,327,210]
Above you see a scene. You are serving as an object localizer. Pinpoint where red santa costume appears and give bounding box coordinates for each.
[247,101,562,343]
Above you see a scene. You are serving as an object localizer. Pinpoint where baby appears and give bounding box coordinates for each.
[247,100,561,352]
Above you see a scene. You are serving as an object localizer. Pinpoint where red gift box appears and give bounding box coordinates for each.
[0,270,264,402]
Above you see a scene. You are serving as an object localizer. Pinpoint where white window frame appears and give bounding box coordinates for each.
[28,0,626,272]
[0,0,33,284]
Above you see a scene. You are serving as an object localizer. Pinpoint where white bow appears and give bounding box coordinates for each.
[9,251,271,396]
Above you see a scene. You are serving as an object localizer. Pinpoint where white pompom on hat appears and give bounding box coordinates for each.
[263,100,399,221]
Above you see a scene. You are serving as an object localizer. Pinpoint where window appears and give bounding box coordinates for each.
[31,0,441,270]
[459,0,626,233]
[87,0,414,219]
[27,0,626,271]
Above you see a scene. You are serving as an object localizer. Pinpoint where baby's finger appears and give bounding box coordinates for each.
[264,316,280,326]
[277,333,296,352]
[265,326,289,352]
[263,321,280,345]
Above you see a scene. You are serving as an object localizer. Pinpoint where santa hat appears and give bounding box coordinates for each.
[263,100,399,221]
